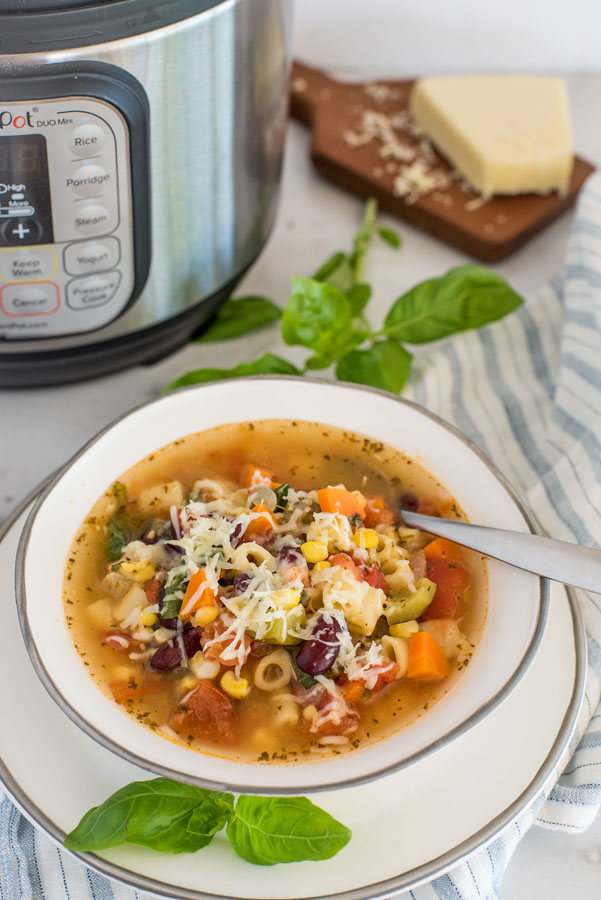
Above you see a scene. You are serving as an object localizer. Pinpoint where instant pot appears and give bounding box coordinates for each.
[0,0,292,386]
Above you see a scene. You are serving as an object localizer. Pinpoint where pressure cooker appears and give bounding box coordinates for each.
[0,0,293,386]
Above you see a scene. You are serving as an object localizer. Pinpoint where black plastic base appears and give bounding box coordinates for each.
[0,274,241,388]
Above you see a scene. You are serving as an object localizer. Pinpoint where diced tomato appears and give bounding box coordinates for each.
[364,496,395,527]
[110,678,164,704]
[143,578,162,605]
[201,616,251,667]
[170,681,236,743]
[416,499,438,516]
[420,557,470,620]
[328,553,360,576]
[357,562,388,592]
[336,676,365,704]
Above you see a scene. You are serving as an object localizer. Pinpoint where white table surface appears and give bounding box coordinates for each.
[3,8,601,896]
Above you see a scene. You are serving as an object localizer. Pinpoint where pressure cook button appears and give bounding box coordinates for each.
[0,247,57,282]
[74,205,111,237]
[67,165,110,198]
[0,282,60,317]
[69,124,106,157]
[1,218,43,246]
[64,238,120,276]
[66,271,121,310]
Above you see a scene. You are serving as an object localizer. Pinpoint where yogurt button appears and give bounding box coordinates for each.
[74,204,111,237]
[67,165,110,198]
[69,124,106,157]
[64,239,119,275]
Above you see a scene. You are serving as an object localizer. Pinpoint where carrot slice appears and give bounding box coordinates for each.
[241,464,274,489]
[317,488,365,519]
[179,569,216,619]
[244,503,276,540]
[424,537,459,560]
[364,496,395,526]
[406,631,449,680]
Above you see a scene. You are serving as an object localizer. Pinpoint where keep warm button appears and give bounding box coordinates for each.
[66,271,121,310]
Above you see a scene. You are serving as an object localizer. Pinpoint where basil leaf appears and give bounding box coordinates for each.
[105,519,126,562]
[378,226,402,249]
[282,277,354,357]
[161,571,187,619]
[336,339,413,394]
[226,796,351,865]
[274,483,290,513]
[346,283,372,315]
[64,778,234,854]
[384,265,523,344]
[312,251,348,284]
[196,296,281,343]
[163,353,300,392]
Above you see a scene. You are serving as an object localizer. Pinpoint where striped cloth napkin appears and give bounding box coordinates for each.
[3,174,601,900]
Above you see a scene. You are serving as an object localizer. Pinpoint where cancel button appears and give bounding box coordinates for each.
[66,271,121,310]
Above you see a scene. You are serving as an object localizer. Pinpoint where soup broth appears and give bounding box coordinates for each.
[64,420,486,763]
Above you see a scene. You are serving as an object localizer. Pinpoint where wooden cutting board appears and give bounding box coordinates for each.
[289,61,595,262]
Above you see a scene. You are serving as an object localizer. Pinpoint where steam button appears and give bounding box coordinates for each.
[69,124,106,157]
[74,205,111,237]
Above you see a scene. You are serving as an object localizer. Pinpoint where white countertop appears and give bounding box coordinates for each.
[3,5,601,895]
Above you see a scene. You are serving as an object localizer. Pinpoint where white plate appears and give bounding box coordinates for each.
[0,496,586,900]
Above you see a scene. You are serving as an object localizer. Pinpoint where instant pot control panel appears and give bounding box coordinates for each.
[0,64,150,341]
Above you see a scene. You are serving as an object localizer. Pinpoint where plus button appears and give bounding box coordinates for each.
[1,217,42,246]
[12,223,30,240]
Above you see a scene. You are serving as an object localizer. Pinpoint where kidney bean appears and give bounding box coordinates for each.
[150,640,181,671]
[400,492,419,512]
[233,573,251,594]
[139,529,159,545]
[277,546,303,565]
[230,522,244,548]
[183,627,203,657]
[296,615,344,675]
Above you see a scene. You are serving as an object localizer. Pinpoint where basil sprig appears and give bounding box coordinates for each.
[105,520,126,563]
[197,296,282,343]
[165,200,522,395]
[64,777,351,865]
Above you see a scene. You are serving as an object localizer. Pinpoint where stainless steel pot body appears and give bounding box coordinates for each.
[0,0,292,378]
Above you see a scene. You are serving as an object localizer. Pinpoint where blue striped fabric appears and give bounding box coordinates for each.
[3,174,601,899]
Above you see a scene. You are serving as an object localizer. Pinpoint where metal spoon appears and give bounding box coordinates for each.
[401,509,601,594]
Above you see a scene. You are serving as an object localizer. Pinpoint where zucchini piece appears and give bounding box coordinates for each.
[262,605,307,645]
[384,578,437,624]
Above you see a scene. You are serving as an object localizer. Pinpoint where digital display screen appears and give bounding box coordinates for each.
[0,134,53,246]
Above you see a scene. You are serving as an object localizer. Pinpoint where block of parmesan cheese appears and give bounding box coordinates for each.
[410,76,573,197]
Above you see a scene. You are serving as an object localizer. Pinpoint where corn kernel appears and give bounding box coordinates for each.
[140,610,157,627]
[390,620,420,638]
[189,651,220,680]
[120,560,155,582]
[180,674,198,691]
[303,704,317,721]
[301,541,328,563]
[312,560,331,573]
[353,529,379,549]
[270,588,301,610]
[192,606,220,627]
[153,627,174,644]
[221,671,251,699]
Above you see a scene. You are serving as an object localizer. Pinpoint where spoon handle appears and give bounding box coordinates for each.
[401,509,601,595]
